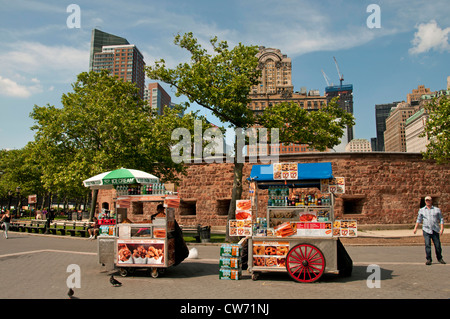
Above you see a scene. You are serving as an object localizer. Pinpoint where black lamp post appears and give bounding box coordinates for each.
[8,190,12,211]
[16,186,21,218]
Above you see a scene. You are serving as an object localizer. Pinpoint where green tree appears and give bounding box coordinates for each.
[146,32,354,241]
[30,70,206,219]
[0,146,45,212]
[421,95,450,164]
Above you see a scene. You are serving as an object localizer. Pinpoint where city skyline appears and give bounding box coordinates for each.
[1,0,450,150]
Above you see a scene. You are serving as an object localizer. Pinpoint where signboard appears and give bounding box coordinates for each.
[273,163,298,180]
[229,219,252,236]
[321,177,345,194]
[28,194,37,204]
[117,239,165,265]
[235,200,252,220]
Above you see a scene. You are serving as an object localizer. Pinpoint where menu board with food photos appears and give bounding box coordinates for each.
[252,240,289,268]
[273,163,298,180]
[321,177,345,194]
[229,219,252,236]
[333,220,357,237]
[235,200,252,220]
[117,239,165,265]
[296,222,333,237]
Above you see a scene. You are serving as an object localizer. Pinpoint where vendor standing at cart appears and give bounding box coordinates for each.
[150,204,166,220]
[151,204,189,266]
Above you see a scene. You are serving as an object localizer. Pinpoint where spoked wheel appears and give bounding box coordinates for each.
[286,244,325,283]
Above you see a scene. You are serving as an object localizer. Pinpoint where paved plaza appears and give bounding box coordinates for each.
[0,231,449,301]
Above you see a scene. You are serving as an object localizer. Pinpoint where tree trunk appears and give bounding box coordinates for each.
[226,161,244,242]
[89,189,98,222]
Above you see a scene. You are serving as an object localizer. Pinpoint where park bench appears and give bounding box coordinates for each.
[17,222,28,232]
[26,220,46,233]
[48,221,65,235]
[9,221,20,231]
[10,220,28,232]
[66,222,89,237]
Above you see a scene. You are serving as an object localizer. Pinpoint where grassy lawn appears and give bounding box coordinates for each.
[183,233,225,243]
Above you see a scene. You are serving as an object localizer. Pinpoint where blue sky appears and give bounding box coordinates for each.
[1,0,449,150]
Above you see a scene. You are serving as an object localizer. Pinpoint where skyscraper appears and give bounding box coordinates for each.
[144,83,172,115]
[325,84,354,146]
[248,47,327,154]
[374,102,401,151]
[384,102,419,152]
[89,29,129,71]
[89,29,146,99]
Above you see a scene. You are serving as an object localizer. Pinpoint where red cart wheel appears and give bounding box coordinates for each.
[286,243,325,283]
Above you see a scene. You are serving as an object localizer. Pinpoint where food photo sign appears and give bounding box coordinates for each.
[273,162,298,180]
[229,200,253,236]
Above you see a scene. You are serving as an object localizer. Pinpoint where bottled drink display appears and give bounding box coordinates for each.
[267,186,331,207]
[115,183,166,196]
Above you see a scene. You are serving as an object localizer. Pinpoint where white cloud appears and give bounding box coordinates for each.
[0,41,89,97]
[0,75,43,98]
[0,41,89,75]
[409,20,450,54]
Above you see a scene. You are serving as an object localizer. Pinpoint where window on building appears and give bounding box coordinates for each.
[217,199,231,216]
[180,200,197,216]
[342,197,365,215]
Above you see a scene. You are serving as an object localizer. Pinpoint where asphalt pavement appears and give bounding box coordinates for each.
[0,229,448,302]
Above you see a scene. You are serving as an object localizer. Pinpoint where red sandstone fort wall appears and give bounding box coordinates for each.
[96,153,449,227]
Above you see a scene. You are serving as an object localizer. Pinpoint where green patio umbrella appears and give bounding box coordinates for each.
[83,168,160,188]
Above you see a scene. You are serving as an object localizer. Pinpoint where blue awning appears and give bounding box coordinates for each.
[249,162,333,182]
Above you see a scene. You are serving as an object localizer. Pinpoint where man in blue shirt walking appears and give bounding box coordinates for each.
[413,196,445,265]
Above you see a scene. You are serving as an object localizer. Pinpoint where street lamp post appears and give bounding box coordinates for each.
[16,186,21,219]
[8,190,12,211]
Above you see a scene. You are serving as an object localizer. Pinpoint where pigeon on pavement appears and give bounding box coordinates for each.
[67,288,74,299]
[110,275,122,287]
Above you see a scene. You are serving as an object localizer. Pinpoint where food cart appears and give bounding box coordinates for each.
[83,168,186,278]
[244,162,354,283]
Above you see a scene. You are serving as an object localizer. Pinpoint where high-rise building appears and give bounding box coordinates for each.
[374,101,401,151]
[325,83,354,145]
[89,29,129,71]
[90,29,146,99]
[384,102,420,152]
[345,139,372,152]
[405,108,429,153]
[248,47,327,155]
[144,83,172,115]
[407,85,432,105]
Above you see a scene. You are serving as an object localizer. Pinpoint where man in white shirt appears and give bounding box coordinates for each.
[413,196,445,265]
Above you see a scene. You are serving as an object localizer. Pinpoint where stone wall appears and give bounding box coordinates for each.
[95,152,450,227]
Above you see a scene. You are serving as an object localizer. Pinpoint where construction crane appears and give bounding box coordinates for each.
[333,56,344,86]
[321,69,332,87]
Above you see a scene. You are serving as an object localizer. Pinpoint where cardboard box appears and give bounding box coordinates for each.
[219,268,241,280]
[219,257,241,269]
[220,244,242,257]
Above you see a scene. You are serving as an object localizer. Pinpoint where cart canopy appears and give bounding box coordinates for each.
[248,162,333,188]
[83,168,160,189]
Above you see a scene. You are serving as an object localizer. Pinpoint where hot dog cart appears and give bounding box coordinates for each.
[114,197,178,278]
[83,168,187,278]
[245,162,354,283]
